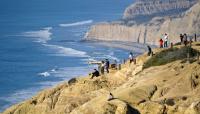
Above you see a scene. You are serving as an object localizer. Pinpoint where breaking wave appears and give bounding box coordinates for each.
[21,27,52,43]
[43,44,90,57]
[59,20,93,27]
[38,72,51,77]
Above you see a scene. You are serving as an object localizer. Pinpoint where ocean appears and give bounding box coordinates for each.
[0,0,139,111]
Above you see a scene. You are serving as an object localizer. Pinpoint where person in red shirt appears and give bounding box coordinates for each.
[159,38,163,48]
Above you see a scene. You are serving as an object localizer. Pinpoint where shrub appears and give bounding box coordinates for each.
[143,47,198,68]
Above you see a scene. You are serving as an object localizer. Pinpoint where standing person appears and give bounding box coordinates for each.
[195,33,197,42]
[164,33,168,47]
[180,34,184,44]
[100,61,105,75]
[159,38,163,48]
[189,36,193,44]
[129,52,134,63]
[147,45,153,56]
[183,33,188,46]
[105,59,110,73]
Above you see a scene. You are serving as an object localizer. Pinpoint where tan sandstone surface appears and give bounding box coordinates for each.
[2,42,200,114]
[85,1,200,45]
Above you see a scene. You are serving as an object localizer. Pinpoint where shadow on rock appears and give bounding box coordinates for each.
[126,104,140,114]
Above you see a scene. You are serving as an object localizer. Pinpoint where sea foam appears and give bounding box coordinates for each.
[21,27,52,43]
[59,20,93,27]
[43,44,89,57]
[38,72,51,77]
[0,87,43,111]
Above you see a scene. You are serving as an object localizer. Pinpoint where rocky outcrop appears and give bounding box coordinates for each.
[85,2,200,45]
[123,0,197,20]
[2,43,200,114]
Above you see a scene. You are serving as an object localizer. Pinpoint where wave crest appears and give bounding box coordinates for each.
[59,20,93,27]
[43,44,89,57]
[38,72,51,77]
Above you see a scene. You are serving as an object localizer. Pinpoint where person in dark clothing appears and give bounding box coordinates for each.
[195,33,197,42]
[147,45,153,56]
[194,33,197,42]
[180,34,183,44]
[91,69,100,79]
[105,59,110,73]
[183,33,188,46]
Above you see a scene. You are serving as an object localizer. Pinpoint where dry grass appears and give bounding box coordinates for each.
[143,46,198,68]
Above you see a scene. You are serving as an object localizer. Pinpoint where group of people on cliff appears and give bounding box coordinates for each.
[179,33,195,46]
[91,52,137,79]
[91,59,110,79]
[159,33,197,48]
[159,33,169,48]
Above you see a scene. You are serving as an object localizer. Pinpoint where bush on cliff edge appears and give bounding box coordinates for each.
[143,46,198,68]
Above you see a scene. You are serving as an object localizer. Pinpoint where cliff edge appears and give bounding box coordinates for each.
[2,42,200,114]
[85,0,200,45]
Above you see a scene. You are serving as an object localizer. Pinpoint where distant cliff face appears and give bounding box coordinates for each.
[123,0,197,20]
[85,1,200,45]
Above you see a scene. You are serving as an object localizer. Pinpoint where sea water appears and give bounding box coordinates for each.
[0,0,141,111]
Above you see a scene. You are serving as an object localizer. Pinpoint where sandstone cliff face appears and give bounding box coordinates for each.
[123,0,197,20]
[85,2,200,45]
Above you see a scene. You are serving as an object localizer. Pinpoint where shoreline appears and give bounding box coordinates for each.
[81,39,156,53]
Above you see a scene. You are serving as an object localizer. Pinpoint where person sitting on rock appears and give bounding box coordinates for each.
[91,69,100,79]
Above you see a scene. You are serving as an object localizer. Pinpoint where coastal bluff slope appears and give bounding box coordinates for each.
[2,42,200,114]
[85,0,200,45]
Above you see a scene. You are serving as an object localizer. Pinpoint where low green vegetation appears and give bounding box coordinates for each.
[143,46,198,68]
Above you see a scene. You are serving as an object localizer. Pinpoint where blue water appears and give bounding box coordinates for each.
[0,0,137,111]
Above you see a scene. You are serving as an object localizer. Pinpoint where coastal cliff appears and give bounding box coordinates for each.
[2,0,200,114]
[2,42,200,114]
[85,0,200,45]
[123,0,197,20]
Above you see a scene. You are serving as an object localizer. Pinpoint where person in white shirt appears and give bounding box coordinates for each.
[164,33,168,47]
[100,61,105,75]
[129,52,134,63]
